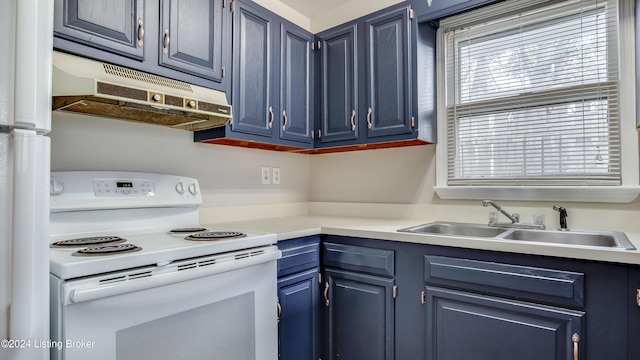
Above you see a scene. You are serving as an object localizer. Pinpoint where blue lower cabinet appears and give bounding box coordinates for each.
[277,268,321,360]
[425,287,584,360]
[324,269,395,360]
[276,236,321,359]
[321,235,632,360]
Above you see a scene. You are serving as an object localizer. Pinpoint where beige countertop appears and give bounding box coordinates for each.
[206,216,640,266]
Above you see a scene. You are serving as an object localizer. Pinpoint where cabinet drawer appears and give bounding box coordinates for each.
[278,236,320,277]
[424,255,584,308]
[323,243,394,277]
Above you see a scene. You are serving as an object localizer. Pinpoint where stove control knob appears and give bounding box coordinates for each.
[50,176,64,195]
[175,182,185,194]
[188,183,198,195]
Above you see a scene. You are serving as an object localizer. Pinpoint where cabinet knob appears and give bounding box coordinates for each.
[137,18,144,48]
[324,282,329,307]
[268,106,274,129]
[163,28,170,54]
[282,110,288,132]
[350,109,356,131]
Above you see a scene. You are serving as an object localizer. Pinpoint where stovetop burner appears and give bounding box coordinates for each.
[72,243,143,257]
[184,231,246,241]
[51,236,126,247]
[169,227,208,233]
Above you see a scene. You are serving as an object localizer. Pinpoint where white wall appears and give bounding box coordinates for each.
[49,112,311,221]
[309,145,640,233]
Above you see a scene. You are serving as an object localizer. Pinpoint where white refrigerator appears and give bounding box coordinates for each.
[0,1,53,360]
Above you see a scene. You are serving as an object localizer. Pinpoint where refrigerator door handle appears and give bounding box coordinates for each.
[9,130,50,341]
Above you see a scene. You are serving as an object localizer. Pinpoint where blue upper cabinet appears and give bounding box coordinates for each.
[230,0,274,137]
[280,24,314,144]
[53,0,232,93]
[54,0,145,60]
[313,4,425,151]
[195,0,314,149]
[365,7,413,139]
[159,0,226,83]
[318,24,359,144]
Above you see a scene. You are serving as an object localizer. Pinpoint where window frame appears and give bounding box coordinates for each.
[434,0,640,203]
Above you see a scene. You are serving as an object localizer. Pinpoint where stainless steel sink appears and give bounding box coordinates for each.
[498,229,636,250]
[398,222,635,250]
[398,222,508,238]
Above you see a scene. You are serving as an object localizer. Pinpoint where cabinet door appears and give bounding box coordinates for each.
[325,269,394,360]
[425,287,584,360]
[279,23,313,144]
[231,1,273,137]
[364,7,412,138]
[159,0,225,82]
[319,24,359,144]
[277,268,321,360]
[54,0,145,59]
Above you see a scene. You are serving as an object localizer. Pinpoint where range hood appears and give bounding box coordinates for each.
[52,51,231,131]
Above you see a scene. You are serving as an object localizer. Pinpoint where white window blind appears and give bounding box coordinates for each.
[441,0,620,186]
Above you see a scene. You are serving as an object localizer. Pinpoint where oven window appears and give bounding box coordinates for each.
[116,293,256,360]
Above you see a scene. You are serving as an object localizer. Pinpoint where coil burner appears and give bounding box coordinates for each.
[72,243,142,256]
[51,236,126,248]
[169,227,208,233]
[184,231,246,241]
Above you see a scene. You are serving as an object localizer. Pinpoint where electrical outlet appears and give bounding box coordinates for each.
[272,167,280,184]
[261,166,271,184]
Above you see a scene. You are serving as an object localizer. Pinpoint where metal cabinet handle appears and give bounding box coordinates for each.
[324,282,329,306]
[421,290,426,305]
[276,298,281,323]
[427,0,433,7]
[350,110,356,131]
[163,28,170,54]
[282,110,288,131]
[137,18,144,48]
[572,333,580,360]
[367,107,372,129]
[268,106,274,129]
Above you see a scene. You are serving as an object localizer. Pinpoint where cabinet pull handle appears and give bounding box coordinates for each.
[367,107,372,129]
[421,290,426,305]
[350,110,356,131]
[572,333,580,360]
[282,110,288,131]
[137,18,144,48]
[277,298,282,323]
[636,289,640,306]
[163,28,170,54]
[324,282,329,307]
[268,106,274,128]
[427,0,433,7]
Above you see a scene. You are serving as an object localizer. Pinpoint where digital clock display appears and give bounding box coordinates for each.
[116,182,133,188]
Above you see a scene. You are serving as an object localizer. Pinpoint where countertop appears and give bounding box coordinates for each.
[206,216,640,266]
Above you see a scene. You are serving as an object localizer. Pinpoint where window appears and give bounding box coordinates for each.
[434,0,639,202]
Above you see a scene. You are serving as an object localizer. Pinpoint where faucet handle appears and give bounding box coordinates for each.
[512,213,520,223]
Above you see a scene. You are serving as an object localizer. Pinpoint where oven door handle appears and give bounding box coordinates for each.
[68,250,281,304]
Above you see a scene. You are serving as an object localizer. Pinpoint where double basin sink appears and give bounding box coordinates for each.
[398,221,636,250]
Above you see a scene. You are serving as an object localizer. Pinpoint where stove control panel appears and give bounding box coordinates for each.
[93,179,156,197]
[50,171,202,212]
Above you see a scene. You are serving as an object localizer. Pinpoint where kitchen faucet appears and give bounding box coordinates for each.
[553,205,569,231]
[482,200,519,223]
[482,200,546,230]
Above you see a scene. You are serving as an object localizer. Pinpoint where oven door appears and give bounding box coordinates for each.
[50,246,280,360]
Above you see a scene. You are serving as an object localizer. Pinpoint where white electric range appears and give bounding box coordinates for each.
[49,171,280,360]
